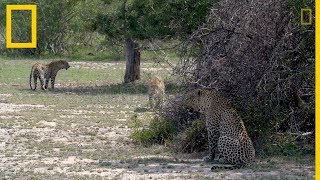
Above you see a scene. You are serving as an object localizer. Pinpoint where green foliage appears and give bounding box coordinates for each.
[131,116,177,144]
[171,119,208,153]
[131,113,208,153]
[184,120,207,150]
[67,46,122,61]
[257,134,314,157]
[71,0,106,33]
[93,0,216,40]
[0,0,216,57]
[277,142,306,156]
[236,100,286,139]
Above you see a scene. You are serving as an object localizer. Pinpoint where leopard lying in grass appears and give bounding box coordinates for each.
[182,88,255,169]
[29,60,70,90]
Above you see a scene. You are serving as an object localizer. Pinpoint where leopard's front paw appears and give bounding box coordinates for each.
[202,155,213,162]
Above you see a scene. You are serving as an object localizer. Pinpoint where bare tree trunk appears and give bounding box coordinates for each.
[124,38,140,83]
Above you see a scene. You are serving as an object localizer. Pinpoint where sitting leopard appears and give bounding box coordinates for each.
[29,60,70,90]
[148,76,165,109]
[182,88,255,169]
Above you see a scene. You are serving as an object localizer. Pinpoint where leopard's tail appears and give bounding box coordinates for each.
[29,66,35,90]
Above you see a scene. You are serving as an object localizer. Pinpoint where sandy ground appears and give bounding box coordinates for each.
[0,60,315,179]
[0,102,314,179]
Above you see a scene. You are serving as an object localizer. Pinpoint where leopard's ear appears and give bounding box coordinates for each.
[197,89,202,96]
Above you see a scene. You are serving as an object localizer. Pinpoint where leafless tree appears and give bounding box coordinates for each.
[178,0,314,136]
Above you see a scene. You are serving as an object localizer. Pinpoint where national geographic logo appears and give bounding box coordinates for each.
[301,8,312,25]
[6,5,37,48]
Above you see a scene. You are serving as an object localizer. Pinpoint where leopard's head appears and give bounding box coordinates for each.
[63,61,70,70]
[54,60,70,70]
[182,88,215,114]
[183,89,204,114]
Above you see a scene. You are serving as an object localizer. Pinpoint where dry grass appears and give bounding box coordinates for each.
[0,58,314,179]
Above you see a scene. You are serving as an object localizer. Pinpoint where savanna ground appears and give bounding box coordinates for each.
[0,57,314,179]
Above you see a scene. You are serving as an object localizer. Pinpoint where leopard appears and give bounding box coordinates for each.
[29,60,70,91]
[182,88,255,169]
[148,76,165,109]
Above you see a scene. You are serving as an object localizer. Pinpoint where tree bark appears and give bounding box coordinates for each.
[124,38,140,83]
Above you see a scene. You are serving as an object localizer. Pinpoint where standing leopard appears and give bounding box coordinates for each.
[29,60,70,90]
[182,88,255,169]
[148,76,165,109]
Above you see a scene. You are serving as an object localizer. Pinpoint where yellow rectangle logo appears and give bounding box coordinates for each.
[316,0,319,178]
[6,5,37,48]
[301,8,312,25]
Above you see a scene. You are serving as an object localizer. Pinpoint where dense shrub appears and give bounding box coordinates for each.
[257,133,314,157]
[170,119,208,153]
[131,114,209,153]
[131,115,177,145]
[131,96,208,152]
[178,0,314,144]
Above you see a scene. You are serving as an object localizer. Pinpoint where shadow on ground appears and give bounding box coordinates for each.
[20,83,148,95]
[134,107,150,113]
[55,83,148,95]
[21,82,187,96]
[94,156,213,174]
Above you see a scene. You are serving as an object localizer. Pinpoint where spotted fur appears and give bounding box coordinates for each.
[148,76,165,109]
[29,60,70,90]
[183,88,255,169]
